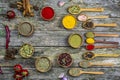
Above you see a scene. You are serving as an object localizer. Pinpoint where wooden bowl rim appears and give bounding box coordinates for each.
[18,22,34,36]
[19,43,34,58]
[40,6,55,21]
[57,53,73,68]
[35,56,52,72]
[68,33,83,48]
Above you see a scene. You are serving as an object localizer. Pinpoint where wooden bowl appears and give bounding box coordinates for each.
[35,56,52,72]
[40,6,55,21]
[68,33,83,48]
[57,53,73,68]
[19,43,34,58]
[18,22,34,36]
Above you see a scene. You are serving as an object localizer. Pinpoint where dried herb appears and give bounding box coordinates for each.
[58,53,72,67]
[33,6,39,11]
[4,48,18,60]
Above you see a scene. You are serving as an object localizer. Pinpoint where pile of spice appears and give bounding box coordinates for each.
[41,6,55,20]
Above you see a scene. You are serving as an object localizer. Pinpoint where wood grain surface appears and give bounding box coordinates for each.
[0,0,120,80]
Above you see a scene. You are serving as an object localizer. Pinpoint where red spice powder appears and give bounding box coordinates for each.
[86,44,94,50]
[41,7,54,20]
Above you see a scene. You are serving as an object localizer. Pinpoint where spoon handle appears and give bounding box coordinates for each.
[94,33,119,37]
[81,8,104,12]
[95,54,120,57]
[94,45,118,49]
[95,40,119,44]
[94,23,117,27]
[83,71,104,74]
[91,63,114,66]
[88,16,109,19]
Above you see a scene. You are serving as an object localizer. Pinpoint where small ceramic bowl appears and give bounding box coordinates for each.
[35,56,52,72]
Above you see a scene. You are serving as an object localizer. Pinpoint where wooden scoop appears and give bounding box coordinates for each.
[79,61,114,68]
[86,38,119,44]
[83,52,120,60]
[82,20,117,29]
[85,32,119,38]
[69,68,104,77]
[86,44,118,51]
[68,5,104,14]
[78,14,109,22]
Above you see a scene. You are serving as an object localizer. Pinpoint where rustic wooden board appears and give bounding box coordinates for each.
[0,0,120,80]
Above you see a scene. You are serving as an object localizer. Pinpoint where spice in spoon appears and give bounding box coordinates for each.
[78,14,109,22]
[82,20,117,29]
[86,44,118,51]
[86,38,119,44]
[85,32,119,38]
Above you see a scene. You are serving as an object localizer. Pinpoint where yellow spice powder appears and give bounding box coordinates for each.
[62,15,76,29]
[86,38,95,44]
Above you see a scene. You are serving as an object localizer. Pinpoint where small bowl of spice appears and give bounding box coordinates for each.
[35,56,52,72]
[19,43,34,58]
[57,53,73,68]
[40,6,55,21]
[18,22,34,37]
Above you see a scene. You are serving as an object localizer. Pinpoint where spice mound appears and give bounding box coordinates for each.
[68,34,83,48]
[41,6,55,20]
[57,53,73,68]
[35,57,52,72]
[19,44,34,58]
[62,15,77,29]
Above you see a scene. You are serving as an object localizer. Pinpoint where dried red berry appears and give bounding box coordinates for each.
[58,53,72,67]
[7,10,16,19]
[14,64,22,73]
[21,69,29,77]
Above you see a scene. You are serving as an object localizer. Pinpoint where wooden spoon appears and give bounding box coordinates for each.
[83,52,120,60]
[85,32,119,38]
[82,20,117,29]
[68,5,104,14]
[78,14,109,21]
[86,38,119,44]
[69,68,104,77]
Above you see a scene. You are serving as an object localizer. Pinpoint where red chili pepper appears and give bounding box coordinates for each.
[3,24,10,49]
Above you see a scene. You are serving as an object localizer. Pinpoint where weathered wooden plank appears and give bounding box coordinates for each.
[0,67,120,80]
[0,17,120,32]
[0,31,119,47]
[0,47,120,67]
[0,0,120,80]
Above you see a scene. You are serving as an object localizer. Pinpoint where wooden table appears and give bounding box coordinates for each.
[0,0,120,80]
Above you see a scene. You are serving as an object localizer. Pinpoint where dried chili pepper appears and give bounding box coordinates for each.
[0,66,3,74]
[4,24,10,49]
